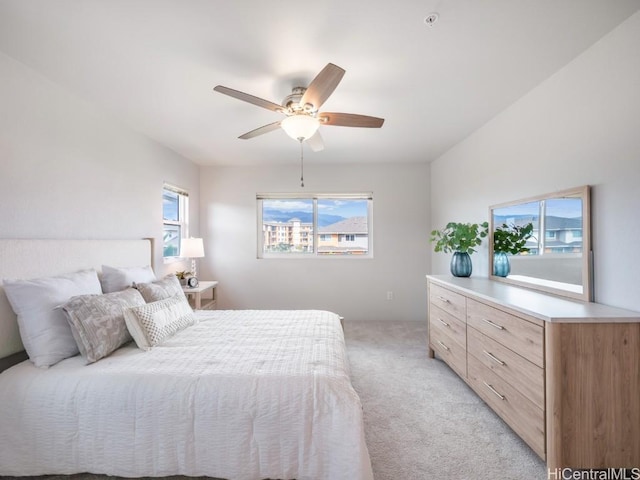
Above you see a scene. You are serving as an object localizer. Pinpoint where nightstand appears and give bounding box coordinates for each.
[182,281,218,310]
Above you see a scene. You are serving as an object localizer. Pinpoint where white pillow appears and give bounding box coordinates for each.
[62,288,146,363]
[101,264,156,293]
[2,269,103,368]
[124,294,196,350]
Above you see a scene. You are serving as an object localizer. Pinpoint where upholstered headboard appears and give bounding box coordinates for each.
[0,239,153,362]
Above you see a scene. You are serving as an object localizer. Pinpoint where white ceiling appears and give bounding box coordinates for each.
[1,0,638,166]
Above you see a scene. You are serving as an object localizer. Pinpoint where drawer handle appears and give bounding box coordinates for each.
[437,295,450,304]
[438,318,450,328]
[483,381,505,400]
[483,318,505,330]
[483,350,505,366]
[437,340,450,351]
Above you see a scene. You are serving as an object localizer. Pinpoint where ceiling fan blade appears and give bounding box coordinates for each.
[214,85,283,113]
[300,63,345,111]
[306,130,325,152]
[238,121,282,139]
[318,112,385,128]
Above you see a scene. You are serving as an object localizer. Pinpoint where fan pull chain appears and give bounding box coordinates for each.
[298,138,304,188]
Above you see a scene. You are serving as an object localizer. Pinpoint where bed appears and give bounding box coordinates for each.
[0,239,373,480]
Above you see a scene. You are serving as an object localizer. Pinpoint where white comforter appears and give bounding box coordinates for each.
[0,310,373,480]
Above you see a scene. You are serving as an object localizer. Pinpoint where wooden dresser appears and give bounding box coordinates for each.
[427,275,640,469]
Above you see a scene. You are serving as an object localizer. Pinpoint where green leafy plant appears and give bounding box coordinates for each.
[493,223,534,255]
[430,222,489,254]
[175,271,191,279]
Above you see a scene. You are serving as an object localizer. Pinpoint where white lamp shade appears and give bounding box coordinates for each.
[180,237,205,258]
[281,114,320,140]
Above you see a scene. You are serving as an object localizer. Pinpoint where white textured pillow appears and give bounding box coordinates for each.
[124,294,196,350]
[2,269,102,368]
[101,264,156,293]
[62,288,146,363]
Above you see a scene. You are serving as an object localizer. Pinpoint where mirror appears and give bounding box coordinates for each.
[489,185,592,301]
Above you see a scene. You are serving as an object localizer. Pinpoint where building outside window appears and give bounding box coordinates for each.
[257,193,372,258]
[163,183,189,260]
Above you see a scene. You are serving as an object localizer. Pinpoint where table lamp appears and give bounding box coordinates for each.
[180,237,205,279]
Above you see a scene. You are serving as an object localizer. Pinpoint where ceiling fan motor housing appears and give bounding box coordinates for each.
[282,87,315,115]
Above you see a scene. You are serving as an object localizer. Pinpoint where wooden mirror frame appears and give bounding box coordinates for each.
[489,185,592,302]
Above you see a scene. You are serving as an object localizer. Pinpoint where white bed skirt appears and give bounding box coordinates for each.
[0,310,373,480]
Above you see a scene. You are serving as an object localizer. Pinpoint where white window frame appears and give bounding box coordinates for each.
[163,183,189,263]
[256,192,373,259]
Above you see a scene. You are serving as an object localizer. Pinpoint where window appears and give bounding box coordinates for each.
[257,193,372,257]
[163,183,189,260]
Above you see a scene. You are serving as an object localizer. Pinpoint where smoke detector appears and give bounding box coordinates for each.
[424,13,439,26]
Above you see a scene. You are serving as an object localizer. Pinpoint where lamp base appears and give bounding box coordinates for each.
[190,259,197,279]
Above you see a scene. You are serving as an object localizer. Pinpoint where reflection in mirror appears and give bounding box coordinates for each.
[489,185,592,301]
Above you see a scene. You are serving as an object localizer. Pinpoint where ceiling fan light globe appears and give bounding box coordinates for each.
[281,115,320,141]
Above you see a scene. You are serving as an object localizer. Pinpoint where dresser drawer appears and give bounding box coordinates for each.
[467,298,544,367]
[467,326,545,410]
[430,283,466,322]
[430,320,466,377]
[429,304,466,349]
[467,356,545,459]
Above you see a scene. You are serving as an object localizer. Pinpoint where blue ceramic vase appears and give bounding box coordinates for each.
[450,252,472,277]
[493,251,510,277]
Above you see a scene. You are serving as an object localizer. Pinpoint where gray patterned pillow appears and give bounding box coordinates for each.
[62,288,146,363]
[134,274,186,303]
[123,294,196,350]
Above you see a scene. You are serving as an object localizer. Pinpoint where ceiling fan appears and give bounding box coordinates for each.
[213,63,384,152]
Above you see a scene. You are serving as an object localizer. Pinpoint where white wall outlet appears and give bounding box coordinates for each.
[386,291,394,300]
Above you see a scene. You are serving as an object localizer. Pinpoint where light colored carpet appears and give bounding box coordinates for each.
[344,320,546,480]
[0,320,546,480]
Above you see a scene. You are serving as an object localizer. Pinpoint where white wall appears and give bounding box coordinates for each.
[0,52,199,273]
[199,163,430,322]
[430,12,640,311]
